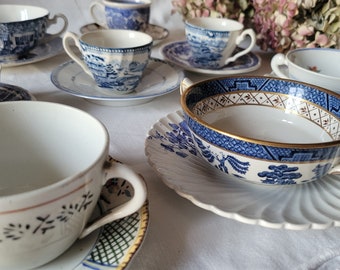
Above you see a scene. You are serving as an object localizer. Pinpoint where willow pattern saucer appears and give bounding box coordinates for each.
[39,163,149,269]
[80,23,169,45]
[145,111,340,230]
[0,37,63,67]
[161,41,261,75]
[51,58,184,106]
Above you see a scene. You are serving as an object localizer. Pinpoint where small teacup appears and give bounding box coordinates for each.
[0,4,68,60]
[271,48,340,94]
[185,17,256,69]
[0,101,147,269]
[90,0,151,31]
[63,29,152,94]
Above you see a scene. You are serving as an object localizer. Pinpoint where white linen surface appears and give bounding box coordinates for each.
[2,1,340,269]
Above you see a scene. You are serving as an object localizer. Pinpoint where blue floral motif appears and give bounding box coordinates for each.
[148,120,197,158]
[258,165,302,185]
[193,136,250,177]
[312,163,333,181]
[106,6,150,31]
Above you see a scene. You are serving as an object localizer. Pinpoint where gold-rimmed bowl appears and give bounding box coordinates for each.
[180,76,340,185]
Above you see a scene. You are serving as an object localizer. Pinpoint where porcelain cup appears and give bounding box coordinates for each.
[271,48,340,94]
[63,29,152,94]
[184,17,256,69]
[90,0,151,31]
[0,101,147,269]
[0,4,68,61]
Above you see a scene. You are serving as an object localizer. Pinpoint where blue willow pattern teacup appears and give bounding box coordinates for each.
[63,29,152,94]
[90,0,151,31]
[0,4,68,60]
[185,18,256,70]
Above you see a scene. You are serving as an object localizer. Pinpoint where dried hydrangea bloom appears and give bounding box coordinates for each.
[253,0,339,52]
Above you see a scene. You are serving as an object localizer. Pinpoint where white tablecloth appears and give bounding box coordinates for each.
[2,1,340,269]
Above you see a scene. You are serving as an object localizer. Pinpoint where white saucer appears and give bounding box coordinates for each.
[80,23,169,46]
[145,111,340,230]
[51,58,184,106]
[38,158,149,269]
[0,37,63,67]
[161,40,261,75]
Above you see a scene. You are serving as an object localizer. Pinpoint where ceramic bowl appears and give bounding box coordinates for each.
[271,48,340,94]
[180,76,340,185]
[0,4,68,60]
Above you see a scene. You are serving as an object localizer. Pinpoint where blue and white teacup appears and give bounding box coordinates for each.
[185,17,256,69]
[63,29,152,94]
[90,0,151,32]
[0,4,68,61]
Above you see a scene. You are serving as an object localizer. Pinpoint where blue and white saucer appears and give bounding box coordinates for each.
[51,58,184,106]
[0,37,63,67]
[161,40,261,75]
[145,111,340,230]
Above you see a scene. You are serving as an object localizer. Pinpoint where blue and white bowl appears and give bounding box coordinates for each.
[180,76,340,185]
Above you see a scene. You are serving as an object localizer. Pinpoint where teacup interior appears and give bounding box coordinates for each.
[0,5,48,22]
[289,49,340,77]
[81,30,152,48]
[203,105,332,143]
[192,92,338,144]
[0,102,107,196]
[186,17,243,31]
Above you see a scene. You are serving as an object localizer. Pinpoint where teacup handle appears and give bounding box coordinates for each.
[90,2,107,28]
[224,28,256,65]
[79,160,147,239]
[180,78,194,95]
[62,31,93,77]
[271,53,289,78]
[43,14,69,43]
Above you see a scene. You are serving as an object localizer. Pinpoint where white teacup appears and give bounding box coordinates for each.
[0,101,147,269]
[0,4,68,60]
[63,29,153,94]
[185,17,256,69]
[271,48,340,94]
[90,0,151,31]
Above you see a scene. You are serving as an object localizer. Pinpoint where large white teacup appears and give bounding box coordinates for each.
[271,48,340,94]
[0,101,147,269]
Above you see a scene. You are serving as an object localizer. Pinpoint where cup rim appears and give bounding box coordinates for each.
[80,29,153,49]
[181,75,340,149]
[185,17,244,31]
[0,4,49,23]
[103,0,151,7]
[0,101,109,203]
[287,48,340,81]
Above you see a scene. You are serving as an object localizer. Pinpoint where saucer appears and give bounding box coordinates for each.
[39,158,149,269]
[145,111,340,230]
[161,41,261,75]
[0,37,63,67]
[80,23,169,45]
[0,83,35,101]
[51,58,184,106]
